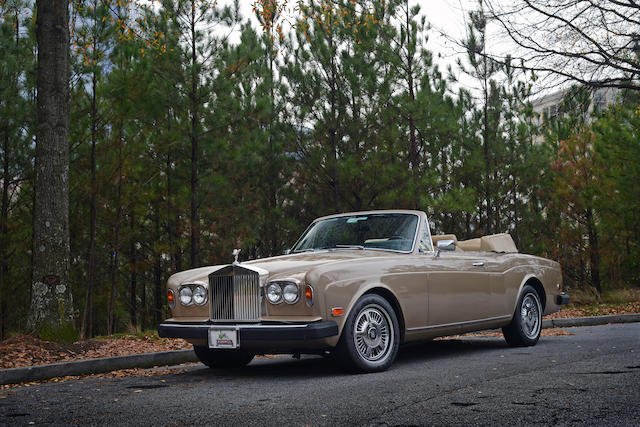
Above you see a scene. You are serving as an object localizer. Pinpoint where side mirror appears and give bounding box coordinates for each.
[436,239,456,251]
[283,249,291,255]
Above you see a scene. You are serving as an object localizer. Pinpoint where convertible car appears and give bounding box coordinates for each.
[158,210,569,372]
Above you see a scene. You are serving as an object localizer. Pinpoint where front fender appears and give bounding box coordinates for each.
[319,277,401,339]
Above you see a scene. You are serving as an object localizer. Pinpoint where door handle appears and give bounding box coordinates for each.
[472,262,485,267]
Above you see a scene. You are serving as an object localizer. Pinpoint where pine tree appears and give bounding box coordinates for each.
[0,1,36,339]
[28,0,75,341]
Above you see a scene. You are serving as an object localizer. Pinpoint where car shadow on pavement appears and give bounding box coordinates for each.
[162,336,510,383]
[394,337,509,367]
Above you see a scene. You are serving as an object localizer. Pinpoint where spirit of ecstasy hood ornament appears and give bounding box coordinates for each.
[232,248,241,265]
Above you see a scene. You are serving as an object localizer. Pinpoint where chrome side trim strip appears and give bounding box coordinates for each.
[407,315,512,332]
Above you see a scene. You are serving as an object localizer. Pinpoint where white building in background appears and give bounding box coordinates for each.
[530,86,621,144]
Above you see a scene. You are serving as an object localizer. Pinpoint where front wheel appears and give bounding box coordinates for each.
[335,294,400,373]
[502,284,543,347]
[193,346,254,369]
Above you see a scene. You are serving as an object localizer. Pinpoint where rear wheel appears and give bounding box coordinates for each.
[502,284,542,347]
[335,294,400,373]
[193,346,254,369]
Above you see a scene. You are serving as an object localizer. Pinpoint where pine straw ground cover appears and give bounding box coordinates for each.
[0,333,191,370]
[0,298,638,389]
[2,302,639,371]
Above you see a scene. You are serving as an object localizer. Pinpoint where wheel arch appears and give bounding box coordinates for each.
[363,287,406,344]
[519,275,547,311]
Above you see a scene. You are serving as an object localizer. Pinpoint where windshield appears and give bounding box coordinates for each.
[292,213,418,253]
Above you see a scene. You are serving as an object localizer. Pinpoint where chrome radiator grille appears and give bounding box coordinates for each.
[209,266,260,321]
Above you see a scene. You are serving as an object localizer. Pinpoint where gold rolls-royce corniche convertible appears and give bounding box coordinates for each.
[158,210,569,372]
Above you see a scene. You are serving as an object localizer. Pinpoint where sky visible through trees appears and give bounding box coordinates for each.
[0,0,638,339]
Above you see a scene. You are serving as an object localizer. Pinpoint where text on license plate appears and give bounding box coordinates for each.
[208,328,238,349]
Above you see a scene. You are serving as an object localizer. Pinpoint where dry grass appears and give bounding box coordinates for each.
[567,287,640,305]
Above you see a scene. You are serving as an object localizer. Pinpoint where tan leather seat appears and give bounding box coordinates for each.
[480,233,518,253]
[457,238,481,251]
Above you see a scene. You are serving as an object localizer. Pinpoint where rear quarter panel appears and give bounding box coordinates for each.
[498,254,563,316]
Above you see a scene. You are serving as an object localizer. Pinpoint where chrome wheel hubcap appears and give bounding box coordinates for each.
[354,304,393,362]
[520,293,541,339]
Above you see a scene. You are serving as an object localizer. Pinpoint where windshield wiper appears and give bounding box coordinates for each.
[333,244,365,250]
[292,248,316,253]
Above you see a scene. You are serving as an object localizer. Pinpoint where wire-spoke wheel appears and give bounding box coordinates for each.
[520,294,541,339]
[336,294,399,373]
[503,284,543,347]
[354,305,392,362]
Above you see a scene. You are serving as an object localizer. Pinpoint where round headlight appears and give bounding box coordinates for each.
[283,283,299,304]
[193,285,208,306]
[179,286,193,306]
[266,283,283,304]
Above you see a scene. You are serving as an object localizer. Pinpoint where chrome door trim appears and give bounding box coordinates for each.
[407,315,512,332]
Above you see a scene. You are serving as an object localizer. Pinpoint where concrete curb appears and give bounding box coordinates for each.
[541,313,640,329]
[1,314,639,386]
[0,349,197,386]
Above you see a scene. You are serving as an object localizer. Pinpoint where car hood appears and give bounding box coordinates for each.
[167,250,402,285]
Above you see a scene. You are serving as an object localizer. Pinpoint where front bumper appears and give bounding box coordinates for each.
[158,320,339,342]
[556,293,570,305]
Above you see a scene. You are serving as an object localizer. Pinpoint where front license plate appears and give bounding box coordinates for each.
[208,328,238,349]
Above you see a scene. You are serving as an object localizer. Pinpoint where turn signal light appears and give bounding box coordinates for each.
[168,289,175,309]
[305,284,314,307]
[331,307,344,317]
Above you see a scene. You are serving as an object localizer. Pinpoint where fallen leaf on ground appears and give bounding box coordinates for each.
[0,334,191,370]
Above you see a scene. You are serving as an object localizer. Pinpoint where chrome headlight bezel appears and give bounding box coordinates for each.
[179,286,193,306]
[266,280,300,305]
[266,283,284,304]
[282,283,300,304]
[192,285,208,306]
[178,282,208,307]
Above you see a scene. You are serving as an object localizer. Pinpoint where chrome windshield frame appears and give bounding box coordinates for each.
[290,212,421,255]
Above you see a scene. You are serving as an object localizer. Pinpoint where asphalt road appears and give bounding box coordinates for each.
[1,323,639,426]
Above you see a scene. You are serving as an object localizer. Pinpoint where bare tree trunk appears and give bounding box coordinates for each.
[482,72,492,235]
[128,211,137,328]
[108,133,123,335]
[140,271,147,331]
[586,208,601,293]
[81,70,98,339]
[0,12,20,341]
[0,127,9,340]
[267,43,279,255]
[189,1,200,268]
[28,0,74,339]
[154,214,163,325]
[405,4,419,210]
[328,32,339,212]
[166,111,181,272]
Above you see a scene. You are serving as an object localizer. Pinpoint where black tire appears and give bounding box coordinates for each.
[335,294,400,373]
[502,284,543,347]
[193,346,254,369]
